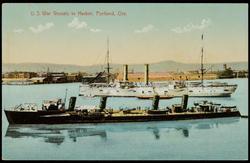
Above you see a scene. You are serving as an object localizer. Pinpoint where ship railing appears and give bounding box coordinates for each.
[13,103,38,111]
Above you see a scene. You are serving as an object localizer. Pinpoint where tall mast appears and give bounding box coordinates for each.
[106,37,111,84]
[201,33,204,86]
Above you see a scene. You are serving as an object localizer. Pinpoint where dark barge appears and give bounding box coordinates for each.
[4,95,241,124]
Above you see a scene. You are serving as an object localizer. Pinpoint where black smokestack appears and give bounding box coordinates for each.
[152,95,160,110]
[181,94,188,110]
[99,96,108,112]
[68,97,77,111]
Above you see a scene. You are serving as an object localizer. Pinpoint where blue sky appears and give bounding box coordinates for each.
[2,3,248,65]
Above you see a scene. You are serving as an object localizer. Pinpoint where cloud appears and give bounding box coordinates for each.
[135,24,156,33]
[29,22,54,33]
[171,18,211,33]
[90,28,102,32]
[68,17,88,29]
[13,29,24,33]
[68,17,102,33]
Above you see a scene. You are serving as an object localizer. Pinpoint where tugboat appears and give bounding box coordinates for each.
[4,95,241,124]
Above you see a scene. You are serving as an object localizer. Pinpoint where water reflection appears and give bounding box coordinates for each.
[146,126,189,139]
[194,117,240,130]
[5,125,107,145]
[182,129,189,137]
[5,117,240,145]
[147,127,161,139]
[44,136,65,145]
[148,117,239,139]
[68,128,107,142]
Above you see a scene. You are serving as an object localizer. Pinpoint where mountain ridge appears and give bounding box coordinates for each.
[2,60,248,73]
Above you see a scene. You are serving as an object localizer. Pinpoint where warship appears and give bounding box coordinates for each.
[4,95,241,124]
[79,35,237,98]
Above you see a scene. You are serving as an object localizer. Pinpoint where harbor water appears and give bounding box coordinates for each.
[1,79,248,160]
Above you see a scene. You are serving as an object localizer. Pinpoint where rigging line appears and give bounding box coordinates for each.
[90,52,105,73]
[97,51,106,72]
[94,45,108,72]
[91,51,104,66]
[204,65,214,73]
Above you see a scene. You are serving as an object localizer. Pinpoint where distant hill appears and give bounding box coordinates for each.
[2,61,248,74]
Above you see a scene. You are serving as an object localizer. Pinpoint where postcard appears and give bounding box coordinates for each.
[2,3,248,160]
